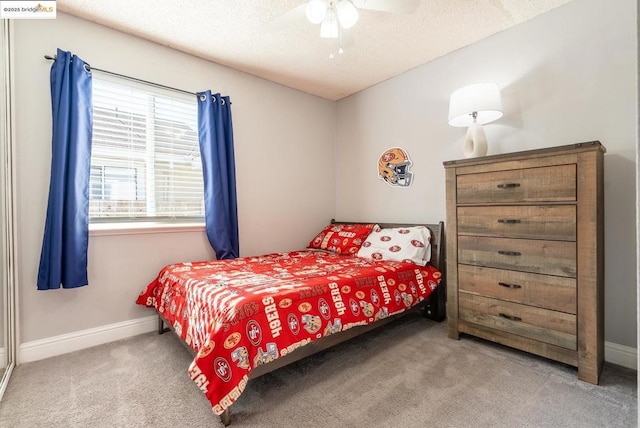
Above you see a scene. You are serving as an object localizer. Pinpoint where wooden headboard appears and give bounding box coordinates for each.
[330,219,446,322]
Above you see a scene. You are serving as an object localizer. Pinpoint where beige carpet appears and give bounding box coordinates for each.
[0,314,636,427]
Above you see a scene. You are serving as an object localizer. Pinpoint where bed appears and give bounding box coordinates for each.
[136,220,445,425]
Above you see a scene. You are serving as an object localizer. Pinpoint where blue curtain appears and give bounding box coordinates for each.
[37,49,92,290]
[197,91,239,259]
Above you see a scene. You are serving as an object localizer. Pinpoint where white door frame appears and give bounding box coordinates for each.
[0,19,18,401]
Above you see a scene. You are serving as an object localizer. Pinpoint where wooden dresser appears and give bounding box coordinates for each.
[444,142,605,384]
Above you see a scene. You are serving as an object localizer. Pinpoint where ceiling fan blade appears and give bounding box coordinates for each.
[263,3,308,34]
[352,0,420,14]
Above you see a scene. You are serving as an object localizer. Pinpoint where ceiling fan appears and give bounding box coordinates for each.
[265,0,420,39]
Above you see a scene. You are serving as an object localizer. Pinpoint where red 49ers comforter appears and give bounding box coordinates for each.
[136,249,442,415]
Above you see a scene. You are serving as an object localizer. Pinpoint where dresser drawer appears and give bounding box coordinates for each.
[458,236,576,277]
[458,264,576,313]
[456,165,576,204]
[457,205,576,241]
[459,293,576,350]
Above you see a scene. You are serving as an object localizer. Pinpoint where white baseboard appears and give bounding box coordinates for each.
[19,315,157,364]
[605,341,637,370]
[16,316,638,371]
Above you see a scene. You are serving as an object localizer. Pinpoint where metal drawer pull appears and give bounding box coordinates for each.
[498,250,521,256]
[499,313,522,322]
[497,219,521,224]
[498,282,522,289]
[496,183,521,189]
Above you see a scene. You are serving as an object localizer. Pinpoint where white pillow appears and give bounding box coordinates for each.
[357,226,432,266]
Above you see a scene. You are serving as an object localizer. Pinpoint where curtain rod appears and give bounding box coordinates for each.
[44,54,197,97]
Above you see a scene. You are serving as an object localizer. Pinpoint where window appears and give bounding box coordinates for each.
[90,76,204,222]
[90,165,140,201]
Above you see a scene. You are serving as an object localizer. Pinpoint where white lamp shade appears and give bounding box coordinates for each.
[320,8,339,38]
[336,0,359,29]
[306,0,328,24]
[448,82,503,127]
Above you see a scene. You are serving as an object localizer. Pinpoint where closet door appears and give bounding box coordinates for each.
[0,19,16,401]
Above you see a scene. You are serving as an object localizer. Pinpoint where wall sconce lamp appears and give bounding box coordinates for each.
[448,82,503,157]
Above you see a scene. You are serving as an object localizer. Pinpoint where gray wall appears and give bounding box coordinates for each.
[12,13,336,343]
[335,0,637,348]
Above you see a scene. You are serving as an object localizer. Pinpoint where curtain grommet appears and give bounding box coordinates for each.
[199,94,206,102]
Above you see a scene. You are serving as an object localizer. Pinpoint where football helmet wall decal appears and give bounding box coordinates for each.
[378,147,413,187]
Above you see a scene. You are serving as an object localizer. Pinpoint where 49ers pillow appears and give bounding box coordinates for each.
[307,223,378,256]
[357,226,431,266]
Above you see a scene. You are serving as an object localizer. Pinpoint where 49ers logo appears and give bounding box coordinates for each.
[411,239,425,248]
[382,152,396,162]
[318,298,331,320]
[214,357,232,382]
[349,298,360,316]
[410,283,418,296]
[394,290,402,305]
[288,313,300,335]
[370,289,380,306]
[246,320,262,346]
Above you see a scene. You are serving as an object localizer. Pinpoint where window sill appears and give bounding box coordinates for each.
[89,222,206,237]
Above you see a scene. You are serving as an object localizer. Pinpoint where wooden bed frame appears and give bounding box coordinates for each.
[157,220,446,426]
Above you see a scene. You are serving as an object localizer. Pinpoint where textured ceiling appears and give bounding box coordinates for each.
[57,0,575,101]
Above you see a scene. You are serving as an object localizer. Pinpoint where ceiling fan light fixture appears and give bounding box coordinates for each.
[306,0,328,24]
[336,0,359,29]
[320,8,339,38]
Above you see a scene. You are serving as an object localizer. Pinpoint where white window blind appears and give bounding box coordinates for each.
[90,76,204,222]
